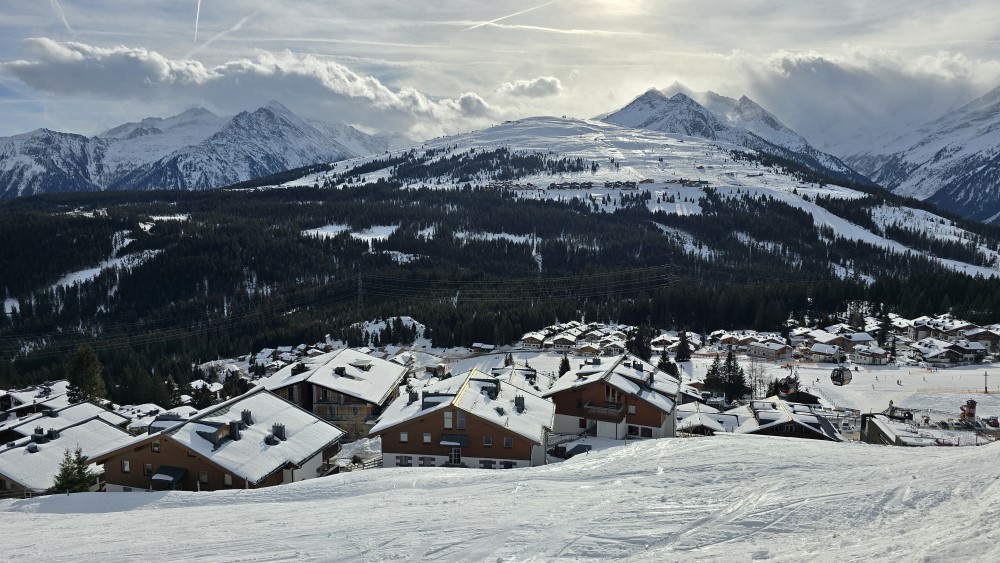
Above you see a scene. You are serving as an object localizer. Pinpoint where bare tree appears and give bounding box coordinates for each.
[744,356,769,399]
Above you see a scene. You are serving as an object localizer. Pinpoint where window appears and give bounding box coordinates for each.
[199,470,209,484]
[143,463,153,476]
[627,425,639,436]
[419,456,436,467]
[444,411,453,429]
[605,384,622,403]
[449,448,462,465]
[288,386,296,402]
[579,418,587,429]
[321,389,329,401]
[640,427,653,438]
[121,460,131,473]
[501,461,517,469]
[151,440,160,453]
[122,487,133,492]
[503,436,513,448]
[457,411,466,430]
[483,435,493,447]
[0,479,9,491]
[399,431,409,443]
[397,455,412,467]
[479,460,496,469]
[224,474,233,487]
[627,405,636,415]
[423,432,432,444]
[576,397,583,407]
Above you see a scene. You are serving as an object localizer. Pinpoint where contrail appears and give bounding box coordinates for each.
[463,0,560,32]
[188,13,258,58]
[194,0,202,44]
[50,0,74,34]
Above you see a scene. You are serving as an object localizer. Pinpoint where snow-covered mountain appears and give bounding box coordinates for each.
[602,87,870,185]
[845,84,1000,222]
[0,102,412,197]
[280,115,1000,280]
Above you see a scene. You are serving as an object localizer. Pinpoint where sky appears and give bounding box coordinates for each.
[0,0,998,153]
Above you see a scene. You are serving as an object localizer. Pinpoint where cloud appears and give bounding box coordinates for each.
[733,49,1000,153]
[0,38,499,138]
[497,76,563,98]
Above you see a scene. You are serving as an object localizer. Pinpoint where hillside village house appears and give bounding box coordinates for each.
[0,380,71,418]
[93,389,345,492]
[853,345,890,365]
[0,401,129,444]
[543,355,679,440]
[675,397,844,442]
[747,341,793,361]
[0,416,133,498]
[260,348,409,434]
[370,370,554,469]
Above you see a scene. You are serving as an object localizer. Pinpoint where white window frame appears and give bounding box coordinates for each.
[444,411,453,429]
[400,431,409,443]
[121,460,131,473]
[483,435,493,447]
[423,432,431,444]
[503,436,513,448]
[224,474,233,487]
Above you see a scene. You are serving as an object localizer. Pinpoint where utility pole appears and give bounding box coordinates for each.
[985,371,990,394]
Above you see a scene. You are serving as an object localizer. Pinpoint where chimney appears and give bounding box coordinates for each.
[46,428,60,440]
[241,409,253,426]
[273,423,286,441]
[514,395,525,413]
[334,366,346,376]
[265,434,280,446]
[408,391,419,404]
[26,443,38,453]
[229,420,242,441]
[47,410,58,418]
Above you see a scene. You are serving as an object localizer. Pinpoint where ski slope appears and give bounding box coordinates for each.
[283,116,1000,278]
[2,435,999,561]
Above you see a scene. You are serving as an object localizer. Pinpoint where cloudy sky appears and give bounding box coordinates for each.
[1,0,998,152]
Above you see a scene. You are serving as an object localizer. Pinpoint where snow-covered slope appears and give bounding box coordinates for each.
[846,84,1000,222]
[3,436,999,561]
[0,102,412,196]
[604,88,868,185]
[289,115,1000,279]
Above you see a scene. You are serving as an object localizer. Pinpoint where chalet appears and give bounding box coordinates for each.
[726,398,844,441]
[552,334,577,351]
[543,355,678,440]
[0,380,70,417]
[0,401,129,444]
[0,416,133,498]
[962,328,1000,354]
[949,340,987,363]
[860,414,977,447]
[853,345,890,365]
[370,370,554,469]
[908,317,933,341]
[675,403,737,436]
[576,342,601,357]
[260,348,410,434]
[842,332,876,351]
[189,379,224,400]
[600,339,626,356]
[808,343,844,363]
[93,389,345,492]
[747,341,792,361]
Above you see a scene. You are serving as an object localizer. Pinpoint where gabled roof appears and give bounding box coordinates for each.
[3,380,70,411]
[371,371,555,444]
[0,417,133,492]
[543,355,678,414]
[259,348,409,405]
[0,401,128,437]
[726,398,843,441]
[94,389,344,485]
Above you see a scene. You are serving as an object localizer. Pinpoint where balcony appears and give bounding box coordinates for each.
[584,401,625,422]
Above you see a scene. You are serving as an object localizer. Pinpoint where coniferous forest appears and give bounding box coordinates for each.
[3,175,1000,399]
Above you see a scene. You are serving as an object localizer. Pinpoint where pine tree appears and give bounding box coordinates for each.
[704,355,723,392]
[558,354,571,376]
[66,346,106,404]
[721,347,748,402]
[52,447,94,493]
[877,314,891,346]
[675,330,692,362]
[657,347,671,371]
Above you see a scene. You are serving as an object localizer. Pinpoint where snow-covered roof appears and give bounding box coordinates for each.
[749,341,790,351]
[100,389,345,485]
[371,371,554,444]
[543,355,678,414]
[0,402,128,437]
[677,412,726,433]
[0,417,133,492]
[726,398,843,441]
[3,380,70,412]
[854,345,888,356]
[809,343,841,355]
[258,348,409,406]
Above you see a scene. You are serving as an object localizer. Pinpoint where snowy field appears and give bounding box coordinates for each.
[3,435,1000,561]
